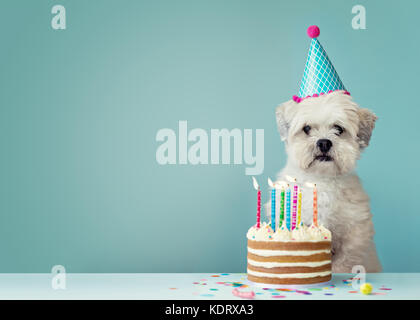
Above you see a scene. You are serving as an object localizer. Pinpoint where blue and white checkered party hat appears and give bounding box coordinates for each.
[292,26,349,103]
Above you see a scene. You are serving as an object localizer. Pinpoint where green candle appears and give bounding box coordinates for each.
[280,188,285,226]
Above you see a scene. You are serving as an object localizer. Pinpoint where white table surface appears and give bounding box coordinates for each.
[0,273,418,300]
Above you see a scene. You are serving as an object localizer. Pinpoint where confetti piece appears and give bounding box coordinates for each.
[220,273,230,275]
[295,290,311,295]
[232,282,243,287]
[211,275,220,277]
[169,288,178,290]
[193,282,199,284]
[324,293,334,296]
[200,294,214,297]
[272,295,286,298]
[215,282,225,284]
[348,291,358,293]
[209,289,218,291]
[379,288,392,291]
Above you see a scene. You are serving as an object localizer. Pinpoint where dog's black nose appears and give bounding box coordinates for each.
[317,139,332,153]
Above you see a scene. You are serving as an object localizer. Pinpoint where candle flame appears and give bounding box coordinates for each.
[267,177,274,188]
[252,176,259,190]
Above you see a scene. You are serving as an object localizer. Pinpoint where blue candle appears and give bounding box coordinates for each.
[286,187,291,230]
[271,188,276,231]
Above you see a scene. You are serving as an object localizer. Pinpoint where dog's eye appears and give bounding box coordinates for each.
[303,125,311,135]
[334,125,344,135]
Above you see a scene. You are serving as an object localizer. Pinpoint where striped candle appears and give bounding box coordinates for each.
[252,177,261,228]
[297,188,302,226]
[292,184,298,230]
[271,188,276,231]
[286,187,291,230]
[280,188,285,227]
[257,187,261,228]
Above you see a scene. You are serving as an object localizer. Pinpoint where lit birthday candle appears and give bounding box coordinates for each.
[297,187,302,226]
[268,178,276,231]
[285,175,298,230]
[252,177,261,228]
[280,186,285,227]
[292,182,298,230]
[313,184,318,226]
[276,181,287,227]
[286,186,291,230]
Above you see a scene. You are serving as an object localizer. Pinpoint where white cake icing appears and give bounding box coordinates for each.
[247,259,331,268]
[247,247,331,256]
[247,269,332,279]
[246,222,331,242]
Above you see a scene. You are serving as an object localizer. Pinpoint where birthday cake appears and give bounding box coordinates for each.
[247,222,332,285]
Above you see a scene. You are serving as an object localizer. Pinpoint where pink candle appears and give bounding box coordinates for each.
[313,184,318,226]
[252,177,261,228]
[257,188,261,228]
[292,184,298,230]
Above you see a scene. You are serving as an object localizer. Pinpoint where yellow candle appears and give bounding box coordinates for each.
[298,188,302,225]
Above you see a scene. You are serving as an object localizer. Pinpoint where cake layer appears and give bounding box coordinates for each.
[248,263,331,274]
[248,273,332,285]
[248,239,331,250]
[248,258,330,268]
[248,251,331,262]
[247,247,330,257]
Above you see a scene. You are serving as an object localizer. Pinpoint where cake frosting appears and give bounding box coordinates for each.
[247,222,332,285]
[246,222,331,242]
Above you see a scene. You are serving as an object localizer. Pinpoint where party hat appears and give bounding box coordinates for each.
[292,25,349,103]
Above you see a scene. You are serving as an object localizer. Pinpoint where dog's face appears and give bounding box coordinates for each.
[276,91,377,176]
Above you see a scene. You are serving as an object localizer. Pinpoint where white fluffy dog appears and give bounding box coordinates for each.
[273,90,381,273]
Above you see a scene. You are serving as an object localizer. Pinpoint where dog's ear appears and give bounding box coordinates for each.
[357,108,377,149]
[275,100,296,141]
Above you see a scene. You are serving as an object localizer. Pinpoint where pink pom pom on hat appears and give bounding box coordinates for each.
[307,25,320,38]
[291,25,349,103]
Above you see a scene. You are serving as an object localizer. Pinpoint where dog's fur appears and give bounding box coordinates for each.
[273,91,381,273]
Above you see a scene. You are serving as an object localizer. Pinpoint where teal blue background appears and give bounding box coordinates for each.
[0,0,418,272]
